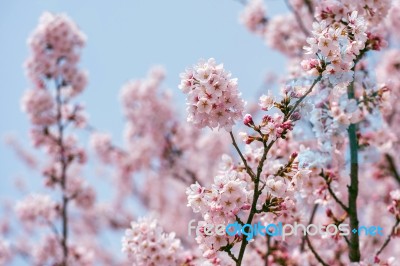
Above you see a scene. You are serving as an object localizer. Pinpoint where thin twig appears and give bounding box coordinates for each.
[285,76,321,120]
[230,131,256,179]
[376,218,400,257]
[265,234,271,266]
[226,248,239,263]
[301,204,318,251]
[235,77,321,266]
[325,181,349,212]
[283,0,311,36]
[306,234,329,266]
[385,154,400,185]
[304,204,329,266]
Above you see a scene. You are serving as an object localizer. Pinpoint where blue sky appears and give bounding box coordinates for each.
[0,0,288,215]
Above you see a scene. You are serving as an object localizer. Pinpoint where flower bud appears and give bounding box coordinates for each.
[243,114,254,127]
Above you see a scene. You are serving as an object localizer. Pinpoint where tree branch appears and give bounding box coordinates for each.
[301,204,318,251]
[230,131,256,179]
[376,218,400,258]
[347,76,361,262]
[320,172,349,212]
[302,205,329,266]
[306,234,329,266]
[385,154,400,185]
[235,77,321,265]
[284,0,311,36]
[285,76,321,120]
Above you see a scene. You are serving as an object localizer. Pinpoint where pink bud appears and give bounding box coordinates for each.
[263,115,273,123]
[241,204,251,210]
[291,112,301,121]
[245,136,255,145]
[203,250,216,259]
[243,114,254,127]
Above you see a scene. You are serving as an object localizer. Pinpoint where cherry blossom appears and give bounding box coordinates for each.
[240,0,267,35]
[122,217,185,266]
[179,58,245,131]
[15,194,58,225]
[3,1,400,266]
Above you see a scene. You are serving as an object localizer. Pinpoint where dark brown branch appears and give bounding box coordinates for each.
[230,131,256,179]
[220,243,238,263]
[385,154,400,185]
[301,204,318,251]
[285,76,321,120]
[304,205,329,266]
[226,248,238,263]
[323,178,349,212]
[376,218,400,257]
[347,75,360,262]
[306,234,329,266]
[235,77,321,265]
[264,235,271,266]
[304,0,314,16]
[284,0,311,36]
[236,138,270,265]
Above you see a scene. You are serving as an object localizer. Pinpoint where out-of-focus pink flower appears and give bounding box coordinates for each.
[0,239,11,265]
[122,217,184,266]
[240,0,267,34]
[15,194,58,225]
[25,12,87,96]
[21,88,56,126]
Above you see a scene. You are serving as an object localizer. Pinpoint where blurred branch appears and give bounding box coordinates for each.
[301,204,318,251]
[385,154,400,185]
[230,131,256,179]
[283,0,311,36]
[304,204,329,266]
[376,218,400,257]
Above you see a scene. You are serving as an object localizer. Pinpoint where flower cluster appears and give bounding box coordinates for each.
[239,0,267,34]
[387,0,400,38]
[302,11,368,86]
[179,58,245,131]
[240,114,294,143]
[186,156,251,258]
[122,217,184,266]
[25,12,87,96]
[15,194,58,225]
[316,0,391,27]
[21,88,55,126]
[31,235,94,266]
[264,14,307,57]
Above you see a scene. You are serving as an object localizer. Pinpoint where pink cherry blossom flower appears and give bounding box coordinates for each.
[21,88,56,126]
[240,0,267,34]
[15,194,58,225]
[259,91,275,111]
[122,217,184,266]
[179,58,245,131]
